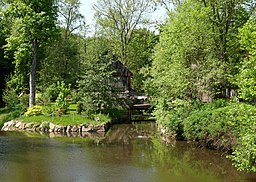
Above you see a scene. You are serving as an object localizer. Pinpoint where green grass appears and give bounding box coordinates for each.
[18,113,111,125]
[1,103,124,128]
[0,107,21,128]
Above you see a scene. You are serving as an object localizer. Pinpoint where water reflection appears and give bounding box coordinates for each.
[0,122,255,182]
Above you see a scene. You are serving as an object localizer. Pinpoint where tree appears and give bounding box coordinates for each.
[39,31,84,89]
[38,0,87,89]
[93,0,155,65]
[58,0,87,38]
[236,17,256,102]
[146,0,254,103]
[0,1,15,107]
[2,0,58,107]
[126,28,158,91]
[77,37,118,112]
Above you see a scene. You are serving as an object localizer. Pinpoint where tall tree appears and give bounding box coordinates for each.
[235,17,256,102]
[2,0,58,107]
[58,0,87,38]
[0,1,14,107]
[93,0,155,65]
[126,28,158,91]
[38,0,87,88]
[77,37,118,112]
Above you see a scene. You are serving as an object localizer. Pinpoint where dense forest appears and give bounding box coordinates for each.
[0,0,255,172]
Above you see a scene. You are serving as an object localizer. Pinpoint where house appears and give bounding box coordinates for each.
[112,60,133,91]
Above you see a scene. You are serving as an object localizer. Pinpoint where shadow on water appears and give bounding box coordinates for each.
[0,122,255,182]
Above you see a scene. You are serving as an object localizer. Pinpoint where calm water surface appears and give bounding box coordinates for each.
[0,122,255,182]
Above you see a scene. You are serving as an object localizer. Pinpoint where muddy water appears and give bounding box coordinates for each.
[0,122,255,182]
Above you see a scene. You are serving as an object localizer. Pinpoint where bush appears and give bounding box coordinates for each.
[55,81,70,111]
[183,102,256,172]
[19,94,29,114]
[154,99,196,138]
[41,83,59,103]
[24,105,43,117]
[2,86,19,109]
[42,104,57,116]
[76,101,83,115]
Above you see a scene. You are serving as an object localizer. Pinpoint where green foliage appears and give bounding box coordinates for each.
[230,134,256,172]
[24,105,43,117]
[55,81,70,110]
[41,83,60,103]
[153,99,194,138]
[41,104,57,116]
[235,17,256,102]
[154,98,256,172]
[145,0,228,103]
[2,83,19,109]
[93,0,154,64]
[39,33,84,88]
[19,94,29,114]
[2,0,58,107]
[183,102,256,172]
[77,38,119,112]
[76,101,83,115]
[0,107,18,128]
[126,28,158,91]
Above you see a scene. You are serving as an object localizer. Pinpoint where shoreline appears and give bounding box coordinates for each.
[1,120,111,134]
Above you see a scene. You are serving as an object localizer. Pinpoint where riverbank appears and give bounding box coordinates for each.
[154,99,256,172]
[1,119,110,133]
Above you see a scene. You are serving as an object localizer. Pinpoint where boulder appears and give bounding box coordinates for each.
[19,123,26,130]
[66,125,72,132]
[49,123,55,131]
[25,123,34,130]
[15,121,22,128]
[83,124,94,132]
[71,126,78,132]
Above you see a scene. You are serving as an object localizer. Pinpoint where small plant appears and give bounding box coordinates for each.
[55,81,71,112]
[24,105,43,116]
[76,101,83,115]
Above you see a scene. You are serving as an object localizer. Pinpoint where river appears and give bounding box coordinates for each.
[0,122,255,182]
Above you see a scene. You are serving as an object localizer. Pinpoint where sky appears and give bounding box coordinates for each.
[80,0,96,26]
[79,0,168,29]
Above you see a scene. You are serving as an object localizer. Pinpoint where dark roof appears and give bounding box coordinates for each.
[113,60,133,77]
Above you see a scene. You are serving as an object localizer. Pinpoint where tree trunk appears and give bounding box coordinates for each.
[29,39,38,108]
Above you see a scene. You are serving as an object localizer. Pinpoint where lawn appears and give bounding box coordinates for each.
[18,113,110,126]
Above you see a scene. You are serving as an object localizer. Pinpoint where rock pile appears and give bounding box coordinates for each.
[1,120,109,133]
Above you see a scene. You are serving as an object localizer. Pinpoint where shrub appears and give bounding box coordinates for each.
[42,104,57,116]
[183,102,256,172]
[24,105,43,116]
[41,83,59,103]
[76,101,83,115]
[55,81,70,111]
[154,99,196,138]
[2,86,19,109]
[19,94,29,114]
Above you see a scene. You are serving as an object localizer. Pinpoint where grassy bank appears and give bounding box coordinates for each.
[154,99,256,172]
[0,108,20,128]
[0,103,113,128]
[18,113,110,126]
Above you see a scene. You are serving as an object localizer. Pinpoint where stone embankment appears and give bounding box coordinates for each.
[1,120,109,134]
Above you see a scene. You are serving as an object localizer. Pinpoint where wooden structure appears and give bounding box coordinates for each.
[111,60,152,121]
[112,60,133,91]
[128,103,152,122]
